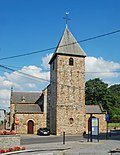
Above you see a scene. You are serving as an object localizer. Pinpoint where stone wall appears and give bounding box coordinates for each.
[0,135,20,149]
[56,55,86,135]
[50,55,86,135]
[15,113,46,134]
[50,57,57,134]
[46,84,51,129]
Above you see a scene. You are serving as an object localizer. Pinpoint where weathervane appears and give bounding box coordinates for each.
[63,12,70,28]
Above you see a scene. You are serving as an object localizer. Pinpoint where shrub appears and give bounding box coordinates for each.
[0,130,16,135]
[8,148,14,152]
[3,131,7,135]
[6,149,9,152]
[0,149,5,153]
[0,146,26,154]
[14,146,21,151]
[21,146,26,150]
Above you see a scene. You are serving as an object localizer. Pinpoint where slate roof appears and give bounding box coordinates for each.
[86,105,103,114]
[11,92,41,104]
[49,27,86,64]
[15,103,42,113]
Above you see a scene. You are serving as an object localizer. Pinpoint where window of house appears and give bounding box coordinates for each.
[69,57,74,66]
[69,118,74,124]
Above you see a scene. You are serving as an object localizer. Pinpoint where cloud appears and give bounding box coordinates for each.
[0,55,120,111]
[41,53,53,69]
[0,89,11,110]
[0,64,50,111]
[85,56,120,84]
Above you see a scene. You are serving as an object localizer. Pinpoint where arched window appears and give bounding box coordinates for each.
[69,57,74,66]
[69,118,74,124]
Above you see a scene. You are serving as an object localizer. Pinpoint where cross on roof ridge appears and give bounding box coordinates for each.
[64,12,70,28]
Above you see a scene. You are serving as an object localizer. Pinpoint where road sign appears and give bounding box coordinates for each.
[105,114,109,122]
[15,120,19,125]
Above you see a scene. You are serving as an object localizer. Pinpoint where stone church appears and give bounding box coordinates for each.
[10,26,107,135]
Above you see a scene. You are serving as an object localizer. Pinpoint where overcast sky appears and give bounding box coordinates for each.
[0,0,120,111]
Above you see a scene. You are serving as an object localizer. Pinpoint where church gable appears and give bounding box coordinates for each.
[11,92,41,104]
[49,27,86,64]
[10,91,46,134]
[10,92,43,113]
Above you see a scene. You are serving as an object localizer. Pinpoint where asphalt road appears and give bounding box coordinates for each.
[21,135,84,145]
[21,130,120,145]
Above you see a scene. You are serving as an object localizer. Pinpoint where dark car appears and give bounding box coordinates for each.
[37,128,50,136]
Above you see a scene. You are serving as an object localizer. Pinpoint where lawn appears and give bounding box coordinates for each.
[108,123,120,128]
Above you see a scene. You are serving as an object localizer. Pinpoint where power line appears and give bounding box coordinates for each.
[0,64,50,83]
[0,64,83,89]
[86,71,120,73]
[1,64,120,74]
[0,46,55,61]
[1,64,49,72]
[0,64,120,91]
[0,29,120,61]
[0,64,120,83]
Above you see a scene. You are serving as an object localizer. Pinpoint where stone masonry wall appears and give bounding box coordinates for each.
[46,85,51,129]
[50,57,57,134]
[0,135,20,149]
[15,113,46,134]
[56,55,86,135]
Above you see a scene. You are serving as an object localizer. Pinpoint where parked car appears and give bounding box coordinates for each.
[37,128,50,136]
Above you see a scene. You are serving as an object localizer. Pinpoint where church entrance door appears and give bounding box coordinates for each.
[27,120,34,134]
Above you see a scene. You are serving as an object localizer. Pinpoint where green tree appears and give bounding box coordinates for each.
[108,84,120,120]
[85,78,113,117]
[85,78,120,120]
[109,84,120,108]
[85,78,111,107]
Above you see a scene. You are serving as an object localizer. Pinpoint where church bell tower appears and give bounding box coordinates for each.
[49,24,87,135]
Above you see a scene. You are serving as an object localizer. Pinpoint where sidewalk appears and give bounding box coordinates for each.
[2,134,120,155]
[21,134,120,155]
